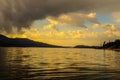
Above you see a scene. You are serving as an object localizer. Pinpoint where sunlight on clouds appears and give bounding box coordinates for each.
[104,29,120,37]
[5,28,43,41]
[92,23,120,39]
[106,24,117,31]
[4,23,120,46]
[66,30,98,39]
[4,25,120,46]
[23,28,41,39]
[43,23,59,31]
[43,12,99,31]
[93,23,118,31]
[0,1,120,47]
[113,31,120,37]
[87,13,98,23]
[2,11,120,46]
[112,12,120,23]
[93,24,100,29]
[6,34,27,38]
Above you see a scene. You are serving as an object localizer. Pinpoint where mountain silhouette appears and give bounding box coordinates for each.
[74,45,100,49]
[0,34,62,47]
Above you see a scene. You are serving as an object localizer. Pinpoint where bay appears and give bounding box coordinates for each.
[0,48,120,80]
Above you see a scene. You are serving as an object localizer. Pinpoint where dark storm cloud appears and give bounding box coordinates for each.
[0,0,120,33]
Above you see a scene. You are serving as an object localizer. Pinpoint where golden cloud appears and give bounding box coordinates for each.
[112,12,120,23]
[43,12,99,31]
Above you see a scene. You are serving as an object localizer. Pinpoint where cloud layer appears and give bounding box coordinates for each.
[0,0,120,33]
[43,13,99,30]
[5,23,120,46]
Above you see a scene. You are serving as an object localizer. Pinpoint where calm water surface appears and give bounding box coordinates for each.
[0,48,120,80]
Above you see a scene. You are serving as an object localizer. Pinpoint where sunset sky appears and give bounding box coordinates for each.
[0,0,120,46]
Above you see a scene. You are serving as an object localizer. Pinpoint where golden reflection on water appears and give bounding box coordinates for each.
[4,48,120,69]
[6,48,101,68]
[0,48,120,80]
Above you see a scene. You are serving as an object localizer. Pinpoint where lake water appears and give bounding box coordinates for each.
[0,48,120,80]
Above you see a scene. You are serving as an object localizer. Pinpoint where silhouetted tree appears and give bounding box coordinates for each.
[103,39,120,49]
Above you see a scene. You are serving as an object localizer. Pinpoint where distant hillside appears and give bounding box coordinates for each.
[0,34,62,47]
[74,45,101,49]
[103,39,120,49]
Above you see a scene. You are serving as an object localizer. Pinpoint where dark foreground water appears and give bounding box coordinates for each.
[0,48,120,80]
